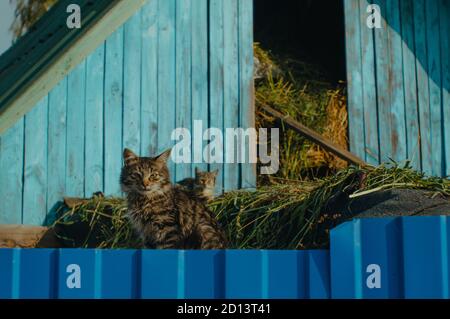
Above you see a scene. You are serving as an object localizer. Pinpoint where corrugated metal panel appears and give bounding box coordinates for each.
[344,0,450,176]
[0,249,330,299]
[0,0,256,226]
[331,216,450,299]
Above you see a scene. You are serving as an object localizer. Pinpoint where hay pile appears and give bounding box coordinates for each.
[254,43,348,183]
[52,164,450,250]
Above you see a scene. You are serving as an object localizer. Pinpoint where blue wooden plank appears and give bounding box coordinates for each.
[373,0,392,163]
[343,0,366,160]
[225,250,262,298]
[0,119,24,224]
[141,250,180,298]
[441,0,450,176]
[402,217,448,298]
[58,249,96,299]
[425,0,444,177]
[19,249,56,298]
[386,0,407,162]
[0,249,15,298]
[266,250,306,299]
[223,0,240,192]
[400,0,421,170]
[209,0,225,194]
[157,0,176,181]
[238,0,256,189]
[66,62,86,198]
[123,12,142,155]
[184,250,224,299]
[47,78,67,225]
[100,249,139,299]
[413,0,432,174]
[359,0,379,164]
[175,0,192,181]
[104,27,124,196]
[23,96,48,225]
[330,220,361,298]
[190,0,208,173]
[308,250,331,299]
[140,0,159,157]
[85,45,105,196]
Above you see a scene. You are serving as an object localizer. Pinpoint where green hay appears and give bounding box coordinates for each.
[254,43,348,183]
[52,163,450,250]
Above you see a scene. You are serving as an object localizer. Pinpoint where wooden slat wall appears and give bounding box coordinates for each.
[0,0,255,225]
[345,0,449,176]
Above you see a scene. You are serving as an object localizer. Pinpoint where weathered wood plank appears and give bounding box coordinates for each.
[0,0,146,135]
[223,0,240,191]
[413,0,432,174]
[359,0,379,164]
[260,104,368,167]
[23,96,48,225]
[47,78,67,225]
[140,0,159,157]
[191,0,209,174]
[425,0,444,176]
[85,45,105,196]
[123,13,142,154]
[0,119,24,224]
[238,0,256,189]
[158,0,177,181]
[209,0,225,194]
[373,0,392,163]
[400,0,421,170]
[344,0,366,160]
[440,0,450,176]
[104,27,124,196]
[386,0,407,162]
[175,0,192,181]
[66,61,86,197]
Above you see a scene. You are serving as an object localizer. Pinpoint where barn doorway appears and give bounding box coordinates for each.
[253,0,348,181]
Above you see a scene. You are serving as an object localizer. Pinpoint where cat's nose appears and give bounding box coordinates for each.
[143,178,151,186]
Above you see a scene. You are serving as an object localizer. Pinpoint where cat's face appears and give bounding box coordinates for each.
[120,148,171,195]
[194,168,218,190]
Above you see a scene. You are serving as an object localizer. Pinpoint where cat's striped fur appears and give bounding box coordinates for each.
[120,148,227,249]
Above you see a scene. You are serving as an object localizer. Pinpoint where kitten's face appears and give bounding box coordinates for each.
[120,148,171,195]
[194,168,218,190]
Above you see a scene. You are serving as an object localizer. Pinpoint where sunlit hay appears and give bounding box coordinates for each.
[254,44,349,183]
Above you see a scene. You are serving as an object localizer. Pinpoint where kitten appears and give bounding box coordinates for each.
[177,167,218,203]
[120,148,227,249]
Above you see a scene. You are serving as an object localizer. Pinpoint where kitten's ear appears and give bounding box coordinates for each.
[155,148,172,164]
[123,148,138,166]
[212,169,219,177]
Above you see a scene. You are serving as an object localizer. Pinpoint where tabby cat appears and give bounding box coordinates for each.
[177,167,218,203]
[120,148,227,249]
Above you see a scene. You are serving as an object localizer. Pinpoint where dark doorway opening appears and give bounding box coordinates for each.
[254,0,346,83]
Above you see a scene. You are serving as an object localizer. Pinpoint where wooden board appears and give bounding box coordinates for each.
[345,0,449,177]
[0,0,256,225]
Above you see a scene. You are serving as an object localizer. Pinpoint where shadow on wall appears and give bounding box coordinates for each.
[371,0,449,92]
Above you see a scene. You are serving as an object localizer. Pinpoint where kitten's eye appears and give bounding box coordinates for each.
[150,172,158,178]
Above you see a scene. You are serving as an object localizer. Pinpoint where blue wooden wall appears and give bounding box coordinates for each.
[344,0,449,176]
[0,0,255,225]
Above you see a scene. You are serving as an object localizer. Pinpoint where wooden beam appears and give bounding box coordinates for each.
[260,104,369,167]
[0,0,147,135]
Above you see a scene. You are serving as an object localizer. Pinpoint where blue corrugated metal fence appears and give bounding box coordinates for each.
[1,216,450,299]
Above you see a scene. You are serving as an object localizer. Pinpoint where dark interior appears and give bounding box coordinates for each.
[254,0,346,83]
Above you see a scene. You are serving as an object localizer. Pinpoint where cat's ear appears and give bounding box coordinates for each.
[123,148,138,166]
[211,169,219,177]
[155,148,172,164]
